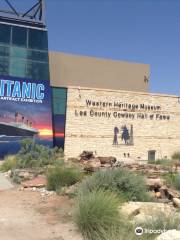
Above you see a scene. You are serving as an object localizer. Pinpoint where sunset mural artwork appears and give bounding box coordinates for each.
[0,76,53,158]
[53,114,66,149]
[51,88,67,150]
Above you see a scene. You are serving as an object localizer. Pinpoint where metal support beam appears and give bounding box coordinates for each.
[22,1,40,18]
[4,0,19,17]
[0,0,46,26]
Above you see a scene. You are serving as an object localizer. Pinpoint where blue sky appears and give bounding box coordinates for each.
[46,0,180,95]
[5,0,180,95]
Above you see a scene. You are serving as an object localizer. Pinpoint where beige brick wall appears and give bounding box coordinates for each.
[64,87,180,162]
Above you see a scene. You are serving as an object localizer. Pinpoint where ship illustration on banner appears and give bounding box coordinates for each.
[0,112,38,138]
[0,76,53,158]
[113,124,134,146]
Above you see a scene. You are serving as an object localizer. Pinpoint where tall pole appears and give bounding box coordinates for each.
[41,0,46,25]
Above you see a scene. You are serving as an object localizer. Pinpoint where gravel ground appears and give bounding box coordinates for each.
[0,188,83,240]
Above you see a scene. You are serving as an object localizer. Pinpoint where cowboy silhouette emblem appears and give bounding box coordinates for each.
[113,125,134,146]
[113,126,119,145]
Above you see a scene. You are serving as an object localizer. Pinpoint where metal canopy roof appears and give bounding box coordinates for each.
[0,0,46,29]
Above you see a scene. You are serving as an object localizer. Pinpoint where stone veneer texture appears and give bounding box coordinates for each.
[64,87,180,162]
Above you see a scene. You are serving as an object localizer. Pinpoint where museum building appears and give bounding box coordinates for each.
[0,1,180,161]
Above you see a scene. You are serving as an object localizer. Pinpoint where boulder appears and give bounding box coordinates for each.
[64,183,79,195]
[168,188,180,199]
[98,156,116,165]
[113,160,125,167]
[133,213,153,224]
[155,191,162,198]
[137,202,173,215]
[120,202,140,218]
[159,186,168,197]
[120,202,174,219]
[156,230,180,240]
[4,170,12,178]
[22,175,47,188]
[83,158,101,172]
[80,151,94,161]
[145,178,164,187]
[173,198,180,208]
[12,169,36,181]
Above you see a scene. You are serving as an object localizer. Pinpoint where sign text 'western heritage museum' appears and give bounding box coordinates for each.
[64,87,180,162]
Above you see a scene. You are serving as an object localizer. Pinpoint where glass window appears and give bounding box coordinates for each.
[52,88,67,99]
[0,45,10,57]
[0,56,9,76]
[53,99,67,115]
[0,24,11,44]
[52,88,67,115]
[27,49,48,62]
[10,47,27,59]
[28,29,48,50]
[12,26,27,47]
[9,59,26,78]
[26,61,49,80]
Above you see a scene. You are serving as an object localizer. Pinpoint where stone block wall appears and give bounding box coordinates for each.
[64,87,180,161]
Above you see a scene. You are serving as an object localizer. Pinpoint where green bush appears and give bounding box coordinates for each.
[161,172,176,186]
[46,166,81,191]
[174,173,180,190]
[172,152,180,160]
[140,211,180,232]
[150,159,172,166]
[16,139,64,168]
[74,190,122,240]
[162,172,180,190]
[0,155,18,172]
[78,169,151,202]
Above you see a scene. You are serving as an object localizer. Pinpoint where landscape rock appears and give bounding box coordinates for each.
[133,213,153,224]
[83,158,101,172]
[113,160,125,167]
[98,156,116,165]
[37,187,55,197]
[159,186,167,198]
[173,198,180,208]
[155,191,162,198]
[121,163,173,174]
[22,176,47,188]
[12,169,36,183]
[167,188,180,199]
[120,202,140,218]
[138,202,174,215]
[4,170,12,178]
[64,183,79,195]
[156,230,180,240]
[18,187,25,191]
[145,178,164,187]
[120,201,174,221]
[80,151,94,161]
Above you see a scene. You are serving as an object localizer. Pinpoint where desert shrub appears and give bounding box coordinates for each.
[150,159,172,166]
[0,155,18,172]
[74,190,123,240]
[46,166,81,191]
[172,152,180,160]
[140,211,180,232]
[161,172,176,186]
[78,169,151,202]
[16,139,64,168]
[174,173,180,190]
